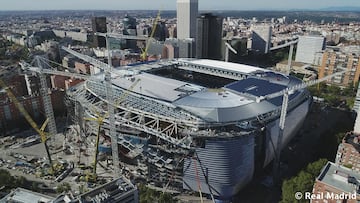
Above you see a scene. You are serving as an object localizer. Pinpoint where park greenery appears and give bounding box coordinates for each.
[0,38,29,61]
[308,82,357,109]
[56,182,72,193]
[281,126,350,202]
[281,158,328,203]
[138,183,176,203]
[0,169,40,193]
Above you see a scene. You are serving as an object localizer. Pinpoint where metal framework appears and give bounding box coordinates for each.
[82,81,200,149]
[35,57,57,138]
[176,60,249,80]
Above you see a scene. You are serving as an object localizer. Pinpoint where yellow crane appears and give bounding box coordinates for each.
[83,78,141,183]
[0,79,55,174]
[141,10,161,61]
[84,112,106,183]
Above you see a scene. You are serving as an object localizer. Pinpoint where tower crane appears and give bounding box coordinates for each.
[270,39,298,76]
[20,53,140,176]
[83,78,140,183]
[255,69,351,184]
[35,57,57,142]
[0,79,55,174]
[83,112,105,183]
[224,41,237,62]
[141,10,161,61]
[61,45,136,178]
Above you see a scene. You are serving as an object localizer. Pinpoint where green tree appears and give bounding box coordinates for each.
[281,159,327,203]
[138,183,176,203]
[56,183,71,193]
[14,176,27,187]
[0,169,15,188]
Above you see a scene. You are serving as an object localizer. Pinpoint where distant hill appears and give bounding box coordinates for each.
[321,7,360,11]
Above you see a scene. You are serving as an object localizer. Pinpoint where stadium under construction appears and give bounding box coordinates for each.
[65,58,312,200]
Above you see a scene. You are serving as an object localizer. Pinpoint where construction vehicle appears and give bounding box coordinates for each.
[0,79,55,174]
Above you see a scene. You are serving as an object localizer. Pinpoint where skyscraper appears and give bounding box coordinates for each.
[176,0,198,40]
[250,24,272,54]
[123,14,137,49]
[92,17,107,48]
[196,13,223,60]
[295,35,325,64]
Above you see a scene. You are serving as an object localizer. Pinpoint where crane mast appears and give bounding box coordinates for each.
[104,35,121,177]
[0,79,55,174]
[141,10,161,60]
[36,57,57,139]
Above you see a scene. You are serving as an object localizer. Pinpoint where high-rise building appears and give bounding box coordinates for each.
[177,0,198,58]
[176,0,198,40]
[123,14,137,49]
[250,24,272,54]
[335,132,360,171]
[196,13,223,60]
[92,17,107,48]
[318,49,360,87]
[295,35,325,64]
[153,21,167,42]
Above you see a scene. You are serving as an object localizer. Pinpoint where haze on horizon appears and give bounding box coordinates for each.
[1,0,359,11]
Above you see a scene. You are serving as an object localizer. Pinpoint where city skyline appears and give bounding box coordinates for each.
[1,0,360,11]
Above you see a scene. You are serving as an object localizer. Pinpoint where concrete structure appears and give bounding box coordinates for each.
[0,188,53,203]
[312,162,360,203]
[66,58,311,200]
[123,15,137,49]
[53,29,89,42]
[0,90,65,133]
[92,17,107,48]
[74,61,91,75]
[275,61,316,80]
[176,0,198,40]
[336,132,360,172]
[62,55,78,69]
[79,177,138,203]
[295,35,325,64]
[318,49,360,87]
[196,13,223,60]
[162,43,179,59]
[250,24,272,54]
[354,82,360,115]
[153,21,167,42]
[0,177,137,203]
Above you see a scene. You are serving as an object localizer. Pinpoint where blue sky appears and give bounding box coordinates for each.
[1,0,359,11]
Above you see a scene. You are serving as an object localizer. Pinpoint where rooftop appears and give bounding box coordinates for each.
[317,161,360,194]
[179,59,266,74]
[343,132,360,152]
[112,72,204,102]
[79,176,137,203]
[0,188,53,203]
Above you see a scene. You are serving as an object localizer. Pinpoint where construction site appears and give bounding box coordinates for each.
[1,43,314,200]
[0,21,355,201]
[1,34,353,202]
